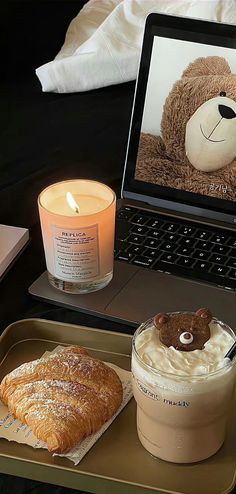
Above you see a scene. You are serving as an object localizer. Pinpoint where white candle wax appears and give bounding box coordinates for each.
[48,195,110,216]
[38,180,116,293]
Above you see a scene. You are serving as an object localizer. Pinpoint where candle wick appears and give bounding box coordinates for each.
[75,207,79,214]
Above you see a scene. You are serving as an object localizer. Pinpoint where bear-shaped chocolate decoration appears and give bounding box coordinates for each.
[153,308,212,352]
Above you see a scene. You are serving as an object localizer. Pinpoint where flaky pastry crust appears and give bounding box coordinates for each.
[0,345,123,453]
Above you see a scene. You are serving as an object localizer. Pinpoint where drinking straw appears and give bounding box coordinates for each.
[224,341,236,361]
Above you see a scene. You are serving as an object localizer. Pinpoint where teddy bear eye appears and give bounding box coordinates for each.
[220,91,226,97]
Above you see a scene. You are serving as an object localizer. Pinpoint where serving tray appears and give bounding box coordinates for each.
[0,318,235,494]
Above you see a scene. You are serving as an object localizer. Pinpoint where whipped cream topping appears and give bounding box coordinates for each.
[135,321,235,377]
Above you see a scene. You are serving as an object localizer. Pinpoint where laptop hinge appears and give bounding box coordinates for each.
[121,191,236,232]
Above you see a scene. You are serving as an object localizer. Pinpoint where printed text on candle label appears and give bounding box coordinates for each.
[52,224,100,281]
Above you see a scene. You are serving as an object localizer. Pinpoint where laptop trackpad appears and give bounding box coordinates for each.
[106,268,236,328]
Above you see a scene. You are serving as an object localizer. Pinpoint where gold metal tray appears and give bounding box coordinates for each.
[0,319,235,494]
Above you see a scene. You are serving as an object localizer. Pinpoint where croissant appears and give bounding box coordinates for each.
[0,345,123,453]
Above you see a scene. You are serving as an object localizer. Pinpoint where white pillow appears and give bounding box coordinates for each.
[36,0,236,93]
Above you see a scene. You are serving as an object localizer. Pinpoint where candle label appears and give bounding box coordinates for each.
[51,224,100,281]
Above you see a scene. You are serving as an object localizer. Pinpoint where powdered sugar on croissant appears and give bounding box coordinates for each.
[0,346,123,453]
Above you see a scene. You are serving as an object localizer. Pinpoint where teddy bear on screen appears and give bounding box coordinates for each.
[135,56,236,201]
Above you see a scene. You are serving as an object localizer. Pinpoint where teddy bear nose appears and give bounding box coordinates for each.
[218,104,236,119]
[179,332,193,345]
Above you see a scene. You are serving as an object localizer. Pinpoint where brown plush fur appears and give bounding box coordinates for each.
[135,56,236,201]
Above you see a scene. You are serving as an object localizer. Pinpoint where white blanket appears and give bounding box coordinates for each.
[36,0,236,93]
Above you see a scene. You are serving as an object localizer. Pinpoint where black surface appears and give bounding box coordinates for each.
[0,0,135,333]
[0,473,90,494]
[0,1,135,492]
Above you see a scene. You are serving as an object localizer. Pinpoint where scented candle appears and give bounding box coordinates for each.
[38,180,116,294]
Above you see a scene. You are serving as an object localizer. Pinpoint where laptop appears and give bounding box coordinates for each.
[29,13,236,328]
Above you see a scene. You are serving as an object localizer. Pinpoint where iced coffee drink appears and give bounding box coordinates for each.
[132,308,236,463]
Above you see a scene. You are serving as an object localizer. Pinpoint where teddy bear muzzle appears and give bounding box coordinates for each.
[179,332,194,345]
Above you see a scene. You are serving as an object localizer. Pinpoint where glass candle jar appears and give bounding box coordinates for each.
[38,179,116,294]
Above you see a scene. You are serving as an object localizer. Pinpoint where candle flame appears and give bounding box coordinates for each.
[66,192,80,214]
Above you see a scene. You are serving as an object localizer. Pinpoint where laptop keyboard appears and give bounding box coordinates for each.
[114,206,236,290]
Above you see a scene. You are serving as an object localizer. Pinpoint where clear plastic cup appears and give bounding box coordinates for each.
[132,314,236,463]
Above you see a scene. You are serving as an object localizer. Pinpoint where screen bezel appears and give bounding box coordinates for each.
[122,13,236,225]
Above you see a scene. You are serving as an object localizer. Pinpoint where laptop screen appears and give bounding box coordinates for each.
[123,15,236,223]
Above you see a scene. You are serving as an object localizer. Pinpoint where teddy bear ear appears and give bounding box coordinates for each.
[181,56,231,79]
[154,313,169,327]
[195,308,212,324]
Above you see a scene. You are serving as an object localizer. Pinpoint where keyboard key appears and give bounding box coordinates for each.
[115,220,132,241]
[195,230,212,241]
[176,246,193,257]
[115,240,128,251]
[178,237,196,248]
[127,244,144,256]
[210,254,228,265]
[230,248,236,258]
[163,233,179,243]
[148,229,163,239]
[194,260,213,271]
[131,225,149,236]
[117,207,136,220]
[228,269,236,280]
[178,226,197,236]
[116,253,133,262]
[162,222,180,233]
[161,241,176,252]
[127,233,144,245]
[132,256,155,267]
[177,257,196,268]
[210,265,229,276]
[131,214,148,225]
[195,240,213,251]
[159,252,179,264]
[226,257,236,268]
[212,244,230,255]
[211,233,228,244]
[193,250,211,261]
[144,248,159,258]
[146,218,164,229]
[144,238,162,249]
[228,238,236,247]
